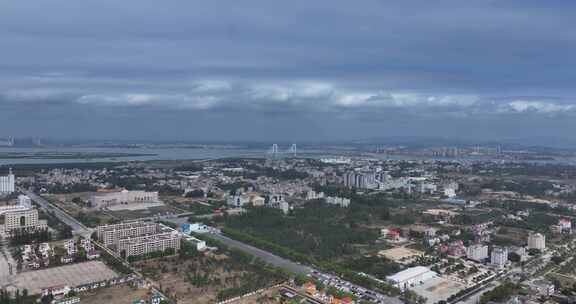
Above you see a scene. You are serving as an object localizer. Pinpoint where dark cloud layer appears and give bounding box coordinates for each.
[1,0,575,141]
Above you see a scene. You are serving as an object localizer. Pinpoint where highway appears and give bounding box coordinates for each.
[207,232,314,275]
[22,189,93,238]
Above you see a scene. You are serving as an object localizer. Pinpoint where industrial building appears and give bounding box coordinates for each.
[386,266,437,290]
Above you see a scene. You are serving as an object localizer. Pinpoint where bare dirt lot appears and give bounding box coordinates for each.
[231,286,282,304]
[132,252,284,304]
[80,284,151,304]
[379,246,424,262]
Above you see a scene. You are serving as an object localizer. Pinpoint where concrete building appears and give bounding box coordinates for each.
[185,236,207,251]
[325,196,350,208]
[0,168,15,194]
[64,239,77,256]
[467,244,489,262]
[558,218,572,233]
[491,247,508,269]
[97,221,181,258]
[266,194,290,214]
[528,232,546,250]
[443,240,467,257]
[227,193,266,207]
[96,221,159,246]
[0,203,29,216]
[386,266,437,290]
[306,190,325,200]
[181,223,209,234]
[90,190,159,209]
[227,194,250,207]
[17,195,32,208]
[251,195,265,206]
[525,279,555,296]
[268,193,285,204]
[442,181,459,198]
[1,209,48,235]
[117,231,181,257]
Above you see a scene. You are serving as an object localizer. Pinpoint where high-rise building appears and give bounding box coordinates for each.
[343,171,380,189]
[467,244,488,262]
[0,168,15,194]
[528,232,546,250]
[491,247,508,268]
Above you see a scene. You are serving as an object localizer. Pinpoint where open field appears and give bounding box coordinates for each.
[106,205,184,220]
[44,194,86,215]
[107,201,165,211]
[46,193,184,226]
[378,246,424,262]
[493,226,530,246]
[80,285,151,304]
[3,261,118,295]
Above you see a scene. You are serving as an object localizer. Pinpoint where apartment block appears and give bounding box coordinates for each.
[96,221,159,246]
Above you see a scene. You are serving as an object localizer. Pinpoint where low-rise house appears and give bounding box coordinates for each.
[60,255,74,264]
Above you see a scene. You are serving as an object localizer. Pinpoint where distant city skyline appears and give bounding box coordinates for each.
[1,1,576,142]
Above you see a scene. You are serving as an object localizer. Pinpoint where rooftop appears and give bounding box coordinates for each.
[387,266,436,282]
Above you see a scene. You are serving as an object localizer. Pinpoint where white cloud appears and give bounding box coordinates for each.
[190,80,232,93]
[500,100,575,114]
[77,93,221,110]
[2,80,575,119]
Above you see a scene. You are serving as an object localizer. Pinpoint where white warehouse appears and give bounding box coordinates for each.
[386,266,437,290]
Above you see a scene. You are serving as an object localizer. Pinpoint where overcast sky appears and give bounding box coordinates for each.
[1,0,575,142]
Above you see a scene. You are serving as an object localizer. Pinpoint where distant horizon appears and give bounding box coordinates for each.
[1,135,575,150]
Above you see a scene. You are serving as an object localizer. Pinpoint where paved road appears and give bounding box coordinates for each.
[0,238,16,287]
[208,233,313,275]
[22,190,92,238]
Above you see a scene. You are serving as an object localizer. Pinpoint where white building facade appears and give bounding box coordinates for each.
[491,247,508,268]
[386,266,437,290]
[528,233,546,250]
[90,190,159,209]
[467,244,489,262]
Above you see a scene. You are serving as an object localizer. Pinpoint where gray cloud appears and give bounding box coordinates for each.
[1,0,576,141]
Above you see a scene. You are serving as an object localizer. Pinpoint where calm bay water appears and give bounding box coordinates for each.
[0,146,341,165]
[0,146,574,166]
